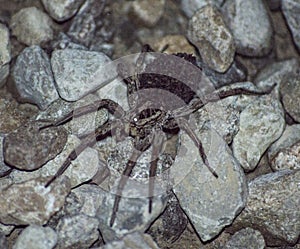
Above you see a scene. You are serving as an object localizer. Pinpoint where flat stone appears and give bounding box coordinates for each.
[224,228,265,249]
[13,225,57,249]
[3,121,67,171]
[56,214,99,249]
[187,5,235,72]
[181,0,224,18]
[232,94,285,171]
[51,49,117,101]
[13,45,59,110]
[172,127,247,241]
[0,176,71,225]
[222,0,273,56]
[41,0,85,22]
[282,0,300,51]
[232,170,300,246]
[10,7,53,46]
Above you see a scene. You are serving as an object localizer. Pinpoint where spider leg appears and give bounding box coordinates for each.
[40,99,125,129]
[45,120,121,187]
[177,117,218,178]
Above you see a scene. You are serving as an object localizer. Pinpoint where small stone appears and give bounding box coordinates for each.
[13,46,59,110]
[222,0,273,56]
[99,232,160,249]
[0,23,11,86]
[13,225,57,249]
[224,228,265,249]
[3,121,67,171]
[129,0,165,27]
[0,176,71,225]
[180,0,224,18]
[282,0,300,51]
[280,73,300,122]
[51,49,117,101]
[41,0,85,22]
[10,7,54,46]
[56,214,99,249]
[0,232,7,249]
[232,94,285,171]
[187,5,235,72]
[172,127,247,241]
[232,170,300,246]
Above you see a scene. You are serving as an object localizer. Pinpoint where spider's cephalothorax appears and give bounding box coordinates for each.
[42,44,274,227]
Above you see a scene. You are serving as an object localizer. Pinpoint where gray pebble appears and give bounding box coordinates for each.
[0,176,71,225]
[0,23,11,86]
[56,214,99,249]
[232,170,300,246]
[13,45,59,110]
[172,127,247,241]
[282,0,300,51]
[222,0,273,56]
[41,0,85,22]
[224,228,265,249]
[51,49,117,101]
[187,5,235,73]
[3,121,67,171]
[13,225,57,249]
[180,0,224,18]
[10,7,53,46]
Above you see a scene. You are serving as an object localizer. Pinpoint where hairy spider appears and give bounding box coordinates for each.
[42,44,273,227]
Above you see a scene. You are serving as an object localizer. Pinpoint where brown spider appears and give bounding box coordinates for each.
[42,44,273,227]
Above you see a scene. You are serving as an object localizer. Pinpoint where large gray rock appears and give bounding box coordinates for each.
[222,0,273,56]
[187,5,235,72]
[41,0,85,22]
[172,127,247,241]
[10,7,53,46]
[232,170,300,246]
[51,49,117,101]
[13,225,57,249]
[13,46,59,110]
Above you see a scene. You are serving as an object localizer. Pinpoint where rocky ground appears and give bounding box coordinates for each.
[0,0,300,248]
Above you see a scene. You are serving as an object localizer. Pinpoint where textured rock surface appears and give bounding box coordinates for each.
[232,94,285,171]
[0,232,7,249]
[232,170,300,246]
[13,225,57,249]
[280,73,300,122]
[222,0,273,56]
[188,5,235,72]
[41,0,85,22]
[180,0,224,18]
[99,232,160,249]
[13,46,59,110]
[0,135,12,177]
[56,214,99,249]
[10,7,53,46]
[224,228,265,249]
[0,176,70,225]
[51,49,117,101]
[0,23,11,86]
[172,127,247,241]
[3,121,67,171]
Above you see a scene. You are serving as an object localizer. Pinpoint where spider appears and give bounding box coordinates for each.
[42,44,273,227]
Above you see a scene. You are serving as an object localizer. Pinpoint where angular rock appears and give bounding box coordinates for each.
[232,94,285,171]
[0,176,71,225]
[129,0,165,27]
[10,7,53,46]
[282,0,300,51]
[13,46,59,110]
[13,225,57,249]
[180,0,224,18]
[268,124,300,171]
[232,170,300,246]
[280,73,300,122]
[3,121,67,171]
[0,23,11,86]
[224,228,265,249]
[172,127,247,241]
[187,5,235,72]
[41,0,85,22]
[51,49,117,101]
[222,0,273,56]
[56,214,99,249]
[99,232,160,249]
